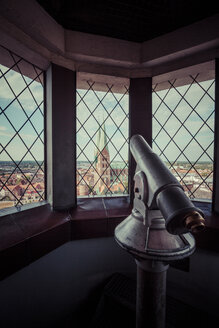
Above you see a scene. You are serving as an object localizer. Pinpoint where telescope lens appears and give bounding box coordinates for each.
[184,211,205,233]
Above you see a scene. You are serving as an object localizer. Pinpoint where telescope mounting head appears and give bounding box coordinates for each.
[115,135,205,268]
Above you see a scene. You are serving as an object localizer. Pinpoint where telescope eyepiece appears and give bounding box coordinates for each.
[184,211,205,233]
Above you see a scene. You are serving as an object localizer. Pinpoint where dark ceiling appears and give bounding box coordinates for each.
[37,0,219,42]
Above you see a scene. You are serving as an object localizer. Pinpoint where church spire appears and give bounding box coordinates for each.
[94,120,108,163]
[98,121,109,153]
[93,119,111,194]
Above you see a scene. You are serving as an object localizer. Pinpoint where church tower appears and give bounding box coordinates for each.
[94,122,111,194]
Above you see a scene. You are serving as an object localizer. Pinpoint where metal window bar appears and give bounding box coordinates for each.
[152,74,215,200]
[0,45,45,209]
[76,81,129,197]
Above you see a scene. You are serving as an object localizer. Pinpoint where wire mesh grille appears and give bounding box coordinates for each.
[76,81,129,197]
[0,45,45,210]
[152,74,215,200]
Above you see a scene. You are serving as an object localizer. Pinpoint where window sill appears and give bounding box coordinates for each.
[0,203,71,279]
[0,197,218,280]
[0,201,48,218]
[70,196,132,239]
[0,197,131,279]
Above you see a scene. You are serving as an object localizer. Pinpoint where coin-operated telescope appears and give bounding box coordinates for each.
[115,135,205,328]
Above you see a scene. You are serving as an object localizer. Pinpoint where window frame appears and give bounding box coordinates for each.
[152,72,215,203]
[0,59,218,217]
[0,46,46,216]
[76,78,130,199]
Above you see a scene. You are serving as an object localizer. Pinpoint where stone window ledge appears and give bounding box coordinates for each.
[0,197,131,279]
[0,197,217,280]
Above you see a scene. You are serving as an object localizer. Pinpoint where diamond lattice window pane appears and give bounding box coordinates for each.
[174,126,193,150]
[153,74,215,201]
[163,117,181,138]
[173,99,193,123]
[76,80,129,197]
[0,46,45,210]
[184,82,206,108]
[154,128,171,150]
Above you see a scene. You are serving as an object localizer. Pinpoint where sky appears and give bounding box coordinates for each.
[0,61,215,165]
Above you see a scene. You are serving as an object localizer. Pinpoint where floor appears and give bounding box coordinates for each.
[89,272,219,328]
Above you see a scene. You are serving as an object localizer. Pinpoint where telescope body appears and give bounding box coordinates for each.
[115,134,205,328]
[130,134,204,235]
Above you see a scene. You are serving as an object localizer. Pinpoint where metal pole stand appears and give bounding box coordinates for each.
[136,260,168,328]
[115,209,196,328]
